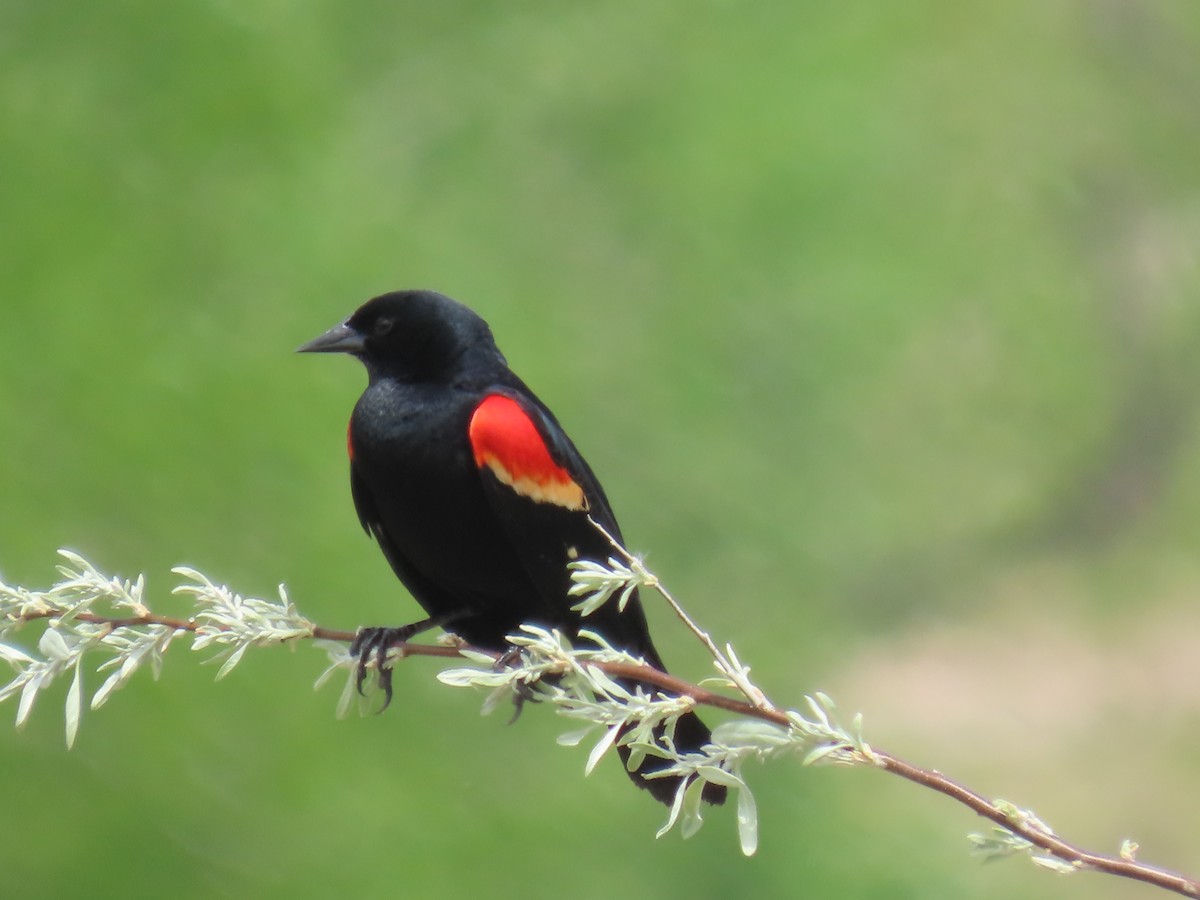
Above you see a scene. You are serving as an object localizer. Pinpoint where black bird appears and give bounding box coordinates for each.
[299,289,724,806]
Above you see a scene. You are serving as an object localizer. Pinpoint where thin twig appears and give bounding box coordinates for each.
[585,516,776,710]
[8,611,1197,896]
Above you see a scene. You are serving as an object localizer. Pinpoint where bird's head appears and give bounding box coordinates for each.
[298,290,502,382]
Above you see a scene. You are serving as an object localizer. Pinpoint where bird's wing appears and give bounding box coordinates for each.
[466,388,664,665]
[349,451,379,537]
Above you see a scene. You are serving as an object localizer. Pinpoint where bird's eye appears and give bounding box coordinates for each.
[373,317,395,337]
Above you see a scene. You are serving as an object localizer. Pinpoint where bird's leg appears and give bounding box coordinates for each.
[493,645,523,671]
[350,614,459,708]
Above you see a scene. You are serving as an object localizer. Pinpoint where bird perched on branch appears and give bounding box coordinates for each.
[299,289,724,806]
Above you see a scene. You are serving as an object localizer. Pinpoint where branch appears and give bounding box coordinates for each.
[619,657,1197,893]
[1,552,1196,896]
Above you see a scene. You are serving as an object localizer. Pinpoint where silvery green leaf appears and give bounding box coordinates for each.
[0,674,27,704]
[723,643,745,672]
[679,778,706,839]
[457,649,497,665]
[585,724,622,775]
[803,743,849,766]
[0,643,35,666]
[312,663,342,692]
[38,628,71,662]
[436,668,510,688]
[1030,855,1078,875]
[479,685,509,717]
[850,712,869,751]
[92,654,140,709]
[334,669,357,720]
[805,694,833,730]
[574,628,608,650]
[214,643,247,680]
[737,784,759,856]
[192,632,218,652]
[556,726,595,747]
[623,743,647,772]
[711,719,791,748]
[570,582,616,617]
[585,665,630,701]
[91,667,125,710]
[65,657,83,748]
[48,598,91,630]
[993,799,1019,819]
[16,670,45,728]
[785,710,814,731]
[56,549,91,571]
[967,828,1031,860]
[129,573,147,607]
[693,765,743,788]
[616,583,637,612]
[655,779,688,839]
[435,668,480,687]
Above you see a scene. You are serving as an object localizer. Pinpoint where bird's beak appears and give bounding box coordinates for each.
[297,321,366,355]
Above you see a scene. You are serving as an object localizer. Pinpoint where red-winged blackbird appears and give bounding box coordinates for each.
[299,289,725,806]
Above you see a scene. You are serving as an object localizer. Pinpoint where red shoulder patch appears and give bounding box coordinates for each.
[347,420,355,462]
[468,394,587,511]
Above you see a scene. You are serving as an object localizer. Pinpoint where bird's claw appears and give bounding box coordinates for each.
[494,645,523,671]
[350,624,420,710]
[494,646,544,725]
[506,678,542,725]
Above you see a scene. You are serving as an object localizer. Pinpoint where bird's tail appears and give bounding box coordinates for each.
[617,709,727,806]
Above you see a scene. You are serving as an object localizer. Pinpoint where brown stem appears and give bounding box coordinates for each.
[15,608,1198,896]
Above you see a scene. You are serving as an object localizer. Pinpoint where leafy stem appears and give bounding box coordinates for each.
[1,550,1196,896]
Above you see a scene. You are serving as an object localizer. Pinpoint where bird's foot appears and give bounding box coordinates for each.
[493,645,523,671]
[508,681,546,725]
[350,623,426,710]
[491,645,544,725]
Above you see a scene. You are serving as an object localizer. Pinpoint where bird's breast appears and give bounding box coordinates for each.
[350,383,528,593]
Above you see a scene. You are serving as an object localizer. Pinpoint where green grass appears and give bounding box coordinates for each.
[3,3,1200,897]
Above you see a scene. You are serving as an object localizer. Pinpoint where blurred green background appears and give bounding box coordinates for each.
[3,2,1200,897]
